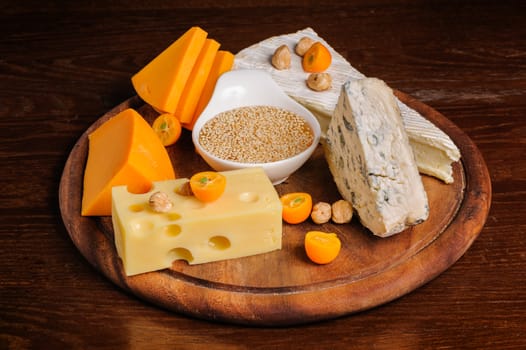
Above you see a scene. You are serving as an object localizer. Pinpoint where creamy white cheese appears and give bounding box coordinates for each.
[234,27,460,183]
[324,78,429,237]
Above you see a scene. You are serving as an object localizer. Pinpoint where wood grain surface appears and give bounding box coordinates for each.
[1,0,524,348]
[59,91,489,326]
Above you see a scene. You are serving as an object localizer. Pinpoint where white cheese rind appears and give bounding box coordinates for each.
[234,27,460,183]
[112,168,282,276]
[324,78,429,237]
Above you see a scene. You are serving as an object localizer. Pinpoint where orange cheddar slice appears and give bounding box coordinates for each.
[185,50,235,130]
[176,38,220,124]
[81,108,175,216]
[131,27,207,114]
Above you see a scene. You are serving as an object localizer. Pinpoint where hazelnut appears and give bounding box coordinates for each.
[331,200,353,224]
[175,181,193,196]
[311,202,332,224]
[295,37,315,56]
[271,44,291,70]
[307,72,332,91]
[148,191,172,213]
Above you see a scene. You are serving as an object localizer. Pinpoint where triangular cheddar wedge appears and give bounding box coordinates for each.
[184,50,235,130]
[176,38,220,124]
[81,108,175,216]
[131,27,207,114]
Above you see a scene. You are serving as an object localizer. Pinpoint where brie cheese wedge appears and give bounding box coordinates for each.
[234,27,460,183]
[324,78,429,237]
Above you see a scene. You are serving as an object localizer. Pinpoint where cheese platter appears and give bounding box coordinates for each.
[59,91,490,326]
[59,27,491,325]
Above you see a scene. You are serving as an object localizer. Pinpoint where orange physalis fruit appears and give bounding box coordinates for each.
[152,113,182,146]
[304,231,341,264]
[189,171,226,202]
[302,42,332,73]
[280,192,312,224]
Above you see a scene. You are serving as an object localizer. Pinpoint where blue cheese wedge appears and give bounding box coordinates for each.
[234,27,460,183]
[324,78,429,237]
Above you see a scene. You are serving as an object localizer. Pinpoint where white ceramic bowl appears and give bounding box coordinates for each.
[192,69,321,185]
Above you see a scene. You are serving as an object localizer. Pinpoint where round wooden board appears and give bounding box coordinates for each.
[59,92,491,326]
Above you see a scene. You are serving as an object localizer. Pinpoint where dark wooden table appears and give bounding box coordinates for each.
[1,1,524,349]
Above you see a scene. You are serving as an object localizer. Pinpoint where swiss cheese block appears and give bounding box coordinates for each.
[111,167,282,276]
[324,78,429,237]
[175,38,220,124]
[233,27,461,183]
[131,27,207,114]
[185,50,235,129]
[81,108,175,216]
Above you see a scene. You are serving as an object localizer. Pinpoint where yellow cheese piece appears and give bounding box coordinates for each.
[175,38,220,124]
[185,50,235,129]
[131,27,207,114]
[111,168,282,276]
[81,108,175,216]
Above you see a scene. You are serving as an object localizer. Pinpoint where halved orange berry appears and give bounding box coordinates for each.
[302,42,332,73]
[304,231,341,264]
[152,113,182,146]
[189,171,227,202]
[280,192,312,224]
